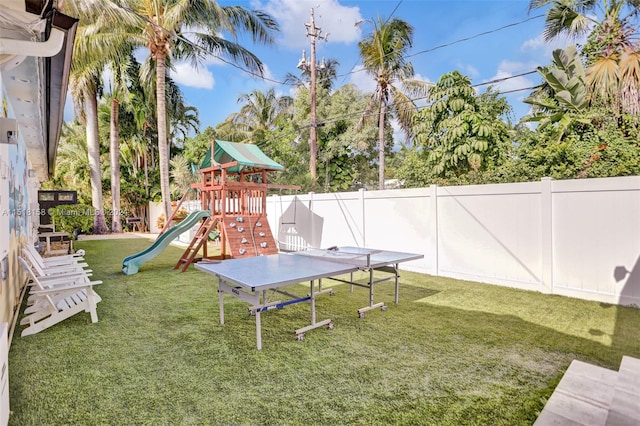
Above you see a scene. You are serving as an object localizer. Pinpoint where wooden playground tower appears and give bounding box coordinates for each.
[170,140,298,272]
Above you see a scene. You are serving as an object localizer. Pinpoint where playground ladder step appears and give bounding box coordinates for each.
[174,216,218,272]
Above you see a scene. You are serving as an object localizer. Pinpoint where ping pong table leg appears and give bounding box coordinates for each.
[256,307,262,350]
[369,268,374,308]
[356,267,386,318]
[310,279,316,325]
[394,263,400,304]
[294,279,333,340]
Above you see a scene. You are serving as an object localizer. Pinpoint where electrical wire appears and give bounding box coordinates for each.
[108,1,546,130]
[111,0,545,90]
[310,71,542,128]
[406,14,545,59]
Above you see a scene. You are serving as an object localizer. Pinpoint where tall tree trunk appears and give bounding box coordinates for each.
[85,88,108,234]
[110,98,122,232]
[378,102,387,190]
[156,54,172,221]
[144,152,149,197]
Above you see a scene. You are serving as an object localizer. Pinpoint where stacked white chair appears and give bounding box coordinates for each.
[23,246,91,280]
[18,245,103,336]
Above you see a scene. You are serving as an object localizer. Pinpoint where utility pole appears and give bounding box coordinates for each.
[298,7,328,190]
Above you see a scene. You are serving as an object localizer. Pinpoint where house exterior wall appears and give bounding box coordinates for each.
[0,140,31,326]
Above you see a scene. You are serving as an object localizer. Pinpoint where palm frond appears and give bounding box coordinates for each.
[587,54,621,100]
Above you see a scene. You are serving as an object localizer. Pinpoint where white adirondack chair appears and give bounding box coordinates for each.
[17,257,102,337]
[21,251,93,307]
[23,245,89,274]
[25,243,84,263]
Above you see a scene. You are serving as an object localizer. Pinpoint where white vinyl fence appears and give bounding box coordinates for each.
[265,176,640,307]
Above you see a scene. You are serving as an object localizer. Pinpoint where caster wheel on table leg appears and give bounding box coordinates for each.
[381,306,388,312]
[358,312,365,319]
[327,322,334,330]
[296,334,304,341]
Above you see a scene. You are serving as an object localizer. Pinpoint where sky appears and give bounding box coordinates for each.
[78,0,575,143]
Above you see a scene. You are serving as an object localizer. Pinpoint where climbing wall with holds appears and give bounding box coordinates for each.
[221,214,278,258]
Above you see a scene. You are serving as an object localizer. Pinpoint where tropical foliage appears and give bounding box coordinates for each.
[411,71,512,177]
[49,3,640,235]
[523,45,592,141]
[529,0,640,115]
[89,0,279,220]
[217,88,293,146]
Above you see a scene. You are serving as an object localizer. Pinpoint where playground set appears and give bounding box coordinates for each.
[122,140,298,275]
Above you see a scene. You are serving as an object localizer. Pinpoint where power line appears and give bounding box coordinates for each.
[407,14,545,59]
[385,0,404,23]
[108,1,545,126]
[472,70,539,87]
[115,0,545,89]
[313,73,542,128]
[332,13,545,84]
[340,0,404,86]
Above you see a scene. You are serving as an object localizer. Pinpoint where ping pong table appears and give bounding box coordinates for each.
[195,246,423,349]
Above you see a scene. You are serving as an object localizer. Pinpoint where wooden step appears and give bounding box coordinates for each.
[174,216,218,271]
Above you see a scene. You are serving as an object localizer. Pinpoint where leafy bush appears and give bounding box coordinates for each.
[49,204,95,235]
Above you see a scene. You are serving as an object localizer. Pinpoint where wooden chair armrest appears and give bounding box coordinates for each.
[29,281,103,295]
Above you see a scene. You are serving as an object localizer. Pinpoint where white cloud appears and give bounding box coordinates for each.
[484,60,535,94]
[454,62,479,78]
[347,65,376,93]
[256,0,363,49]
[464,64,479,78]
[412,73,433,84]
[521,33,579,59]
[172,62,215,89]
[250,64,277,85]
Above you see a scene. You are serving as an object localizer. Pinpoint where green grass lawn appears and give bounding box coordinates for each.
[8,238,640,425]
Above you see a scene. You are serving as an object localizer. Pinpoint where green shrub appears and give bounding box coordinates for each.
[49,204,94,235]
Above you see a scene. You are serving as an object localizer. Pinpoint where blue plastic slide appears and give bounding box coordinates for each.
[122,210,211,275]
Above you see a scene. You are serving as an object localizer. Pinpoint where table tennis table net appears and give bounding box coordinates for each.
[292,249,376,269]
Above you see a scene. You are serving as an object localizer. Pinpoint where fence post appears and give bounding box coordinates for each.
[307,192,315,248]
[541,177,553,294]
[360,188,366,247]
[430,184,439,276]
[271,194,280,245]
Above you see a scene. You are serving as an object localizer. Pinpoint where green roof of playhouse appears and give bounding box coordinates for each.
[199,140,284,173]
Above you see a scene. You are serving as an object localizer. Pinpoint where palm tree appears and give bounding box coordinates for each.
[165,80,200,148]
[221,88,293,145]
[105,0,279,220]
[66,0,138,234]
[285,57,340,91]
[53,122,92,195]
[528,0,640,114]
[68,35,109,234]
[105,52,139,233]
[357,17,431,189]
